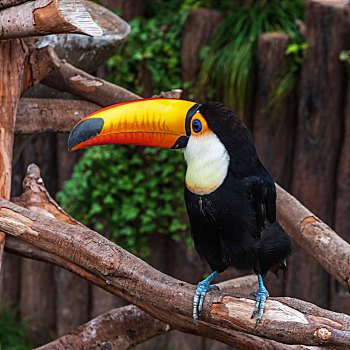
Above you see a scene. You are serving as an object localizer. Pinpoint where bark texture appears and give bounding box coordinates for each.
[15,98,100,134]
[276,184,350,293]
[180,8,222,99]
[42,60,141,106]
[1,199,350,348]
[0,0,26,9]
[5,165,313,349]
[107,0,145,21]
[0,39,28,272]
[289,0,350,307]
[0,0,102,39]
[36,305,170,350]
[253,32,296,190]
[333,50,350,314]
[35,0,130,73]
[15,90,183,135]
[7,237,301,350]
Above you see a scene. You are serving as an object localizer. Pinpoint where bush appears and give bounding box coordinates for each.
[0,304,33,350]
[57,146,189,258]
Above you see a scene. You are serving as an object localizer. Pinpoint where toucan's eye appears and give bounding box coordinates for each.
[192,119,202,133]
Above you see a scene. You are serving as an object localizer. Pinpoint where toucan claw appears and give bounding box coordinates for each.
[193,271,218,325]
[250,274,269,328]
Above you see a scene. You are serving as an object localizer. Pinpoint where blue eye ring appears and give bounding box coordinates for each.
[192,119,202,133]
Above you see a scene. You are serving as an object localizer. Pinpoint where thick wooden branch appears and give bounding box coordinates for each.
[4,238,319,350]
[35,305,170,350]
[42,60,141,106]
[23,46,61,92]
[0,0,102,39]
[276,184,350,292]
[1,199,350,348]
[15,98,100,134]
[14,90,183,134]
[6,163,298,349]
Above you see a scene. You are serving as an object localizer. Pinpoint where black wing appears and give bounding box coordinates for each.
[246,172,276,236]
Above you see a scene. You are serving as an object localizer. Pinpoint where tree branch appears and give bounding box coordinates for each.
[14,90,183,134]
[6,163,300,350]
[4,237,316,350]
[23,45,61,93]
[1,199,349,348]
[0,0,102,39]
[15,98,100,134]
[42,60,141,106]
[35,305,170,350]
[276,184,350,292]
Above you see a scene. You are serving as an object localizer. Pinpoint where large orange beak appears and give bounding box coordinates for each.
[68,98,200,151]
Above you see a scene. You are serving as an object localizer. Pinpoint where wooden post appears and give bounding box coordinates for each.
[180,8,222,99]
[289,0,350,307]
[0,39,28,272]
[253,32,296,191]
[333,50,350,314]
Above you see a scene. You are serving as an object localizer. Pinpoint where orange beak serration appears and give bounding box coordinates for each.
[68,98,199,151]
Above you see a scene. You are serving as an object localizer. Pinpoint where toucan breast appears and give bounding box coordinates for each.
[183,130,229,195]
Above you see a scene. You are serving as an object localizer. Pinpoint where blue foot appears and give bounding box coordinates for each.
[193,271,219,325]
[250,274,269,327]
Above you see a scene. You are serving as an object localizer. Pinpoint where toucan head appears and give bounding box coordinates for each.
[68,98,212,152]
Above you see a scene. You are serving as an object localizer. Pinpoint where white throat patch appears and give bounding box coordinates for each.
[183,131,229,195]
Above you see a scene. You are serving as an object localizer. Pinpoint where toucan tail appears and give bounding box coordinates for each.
[254,221,293,277]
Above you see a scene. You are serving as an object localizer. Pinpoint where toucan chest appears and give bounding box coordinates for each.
[184,173,257,239]
[183,131,230,195]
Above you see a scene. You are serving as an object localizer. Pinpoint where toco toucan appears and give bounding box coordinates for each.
[68,98,293,327]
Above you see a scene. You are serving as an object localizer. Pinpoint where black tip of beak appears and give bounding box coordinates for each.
[68,117,104,151]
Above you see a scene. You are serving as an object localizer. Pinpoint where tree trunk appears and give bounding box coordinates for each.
[180,8,222,99]
[0,39,28,275]
[253,32,296,191]
[289,0,350,308]
[106,0,145,21]
[333,52,350,314]
[252,32,298,299]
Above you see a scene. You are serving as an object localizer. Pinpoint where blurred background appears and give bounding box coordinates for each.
[1,0,350,348]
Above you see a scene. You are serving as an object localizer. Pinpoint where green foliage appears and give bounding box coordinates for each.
[340,50,350,70]
[106,0,197,95]
[57,146,188,258]
[198,0,305,119]
[0,304,33,350]
[267,41,308,115]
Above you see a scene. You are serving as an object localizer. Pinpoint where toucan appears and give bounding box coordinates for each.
[68,98,293,326]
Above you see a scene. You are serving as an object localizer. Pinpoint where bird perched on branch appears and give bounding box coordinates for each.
[68,98,292,327]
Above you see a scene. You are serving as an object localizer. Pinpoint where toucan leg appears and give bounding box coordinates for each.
[250,274,269,327]
[193,271,219,325]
